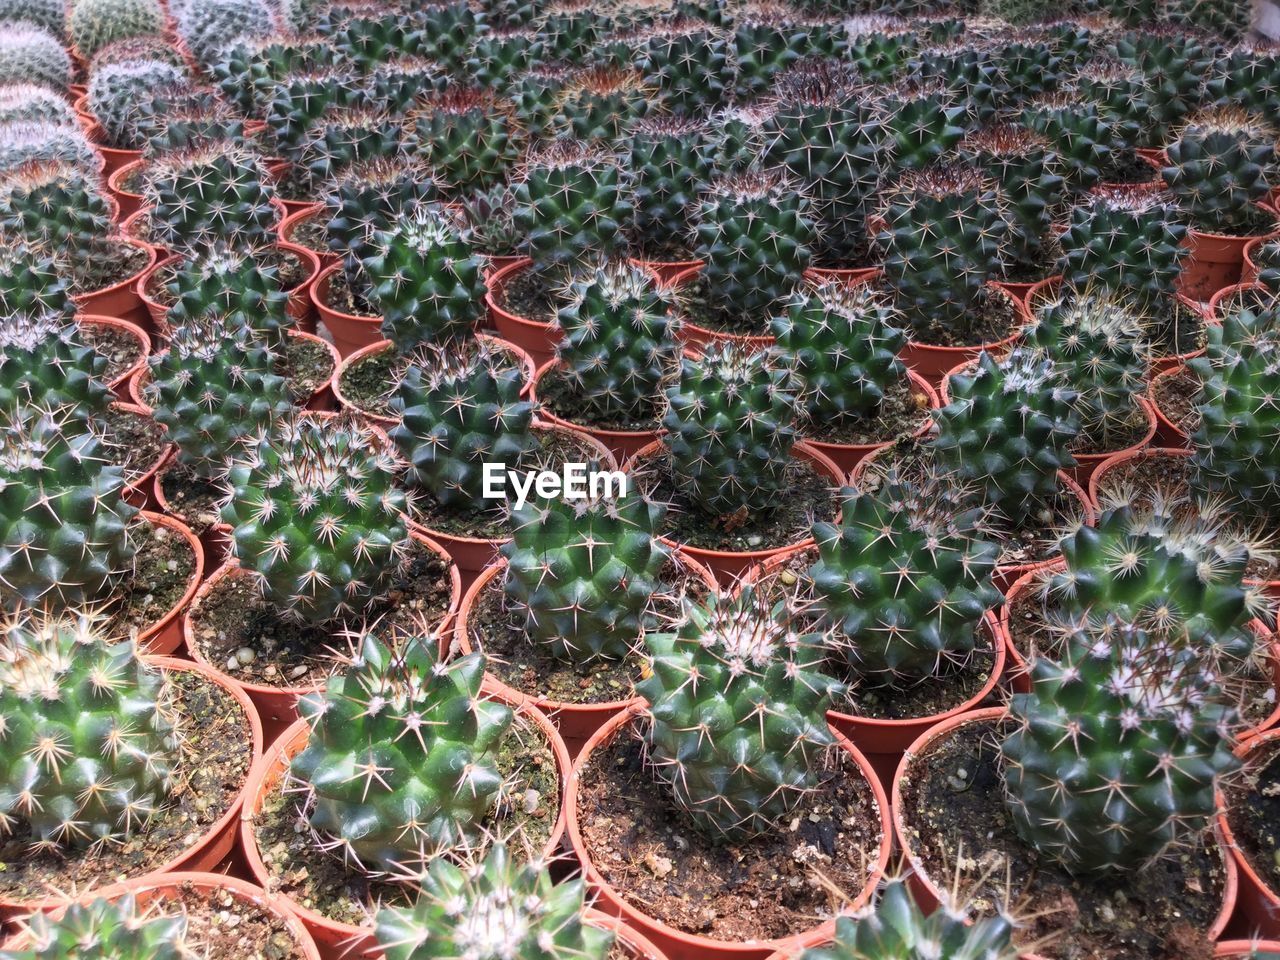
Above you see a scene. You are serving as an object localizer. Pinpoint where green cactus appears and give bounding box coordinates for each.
[0,312,111,427]
[1208,44,1280,121]
[844,15,918,83]
[143,147,280,254]
[211,33,336,117]
[145,315,294,481]
[160,243,293,351]
[624,115,713,258]
[367,54,440,113]
[707,102,774,173]
[0,24,71,91]
[0,161,116,264]
[810,466,1001,686]
[374,843,614,960]
[553,65,653,142]
[730,5,810,101]
[0,84,79,128]
[1075,57,1152,152]
[1163,107,1279,236]
[133,86,249,157]
[457,182,522,258]
[326,4,408,69]
[296,105,404,195]
[0,122,97,176]
[70,0,163,59]
[929,348,1080,521]
[174,0,277,69]
[0,242,74,325]
[0,0,65,38]
[989,33,1063,106]
[289,636,511,874]
[85,55,189,150]
[320,156,439,270]
[0,610,179,851]
[399,1,482,72]
[554,261,682,423]
[882,80,968,176]
[410,87,521,195]
[465,27,546,89]
[916,41,1001,126]
[637,21,730,117]
[1,894,189,960]
[662,343,799,519]
[220,412,412,624]
[1112,29,1213,147]
[262,67,361,160]
[510,64,574,142]
[1253,240,1280,293]
[1022,92,1117,192]
[1166,0,1251,41]
[636,585,844,841]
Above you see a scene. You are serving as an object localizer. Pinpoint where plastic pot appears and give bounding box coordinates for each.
[566,704,891,960]
[106,157,145,220]
[0,655,262,919]
[73,237,157,326]
[239,693,571,960]
[485,257,561,367]
[1178,210,1280,304]
[1217,942,1280,958]
[278,202,338,267]
[1242,236,1272,286]
[586,911,674,960]
[309,261,380,359]
[84,121,141,177]
[1147,365,1197,448]
[624,440,845,583]
[529,359,664,462]
[454,552,719,745]
[1209,281,1271,322]
[799,370,939,474]
[802,265,881,287]
[79,314,150,401]
[629,256,706,286]
[662,264,775,352]
[483,253,526,279]
[1220,731,1280,940]
[116,400,171,511]
[899,282,1029,387]
[1068,397,1159,489]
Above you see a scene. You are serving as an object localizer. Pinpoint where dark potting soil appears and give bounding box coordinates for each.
[188,538,453,688]
[538,367,663,434]
[1216,284,1276,316]
[323,264,378,317]
[81,320,143,385]
[286,214,330,258]
[500,266,560,324]
[1151,300,1206,360]
[1228,738,1280,894]
[253,711,560,926]
[900,719,1227,960]
[1152,368,1201,435]
[105,515,198,638]
[798,376,930,447]
[154,880,306,960]
[461,558,712,706]
[119,164,143,195]
[103,404,168,483]
[1102,150,1159,185]
[281,335,333,404]
[891,284,1021,349]
[632,450,838,553]
[0,670,251,900]
[70,237,150,295]
[628,234,699,263]
[1070,410,1150,458]
[1197,205,1280,241]
[274,165,316,204]
[576,724,884,942]
[160,460,225,536]
[677,273,792,337]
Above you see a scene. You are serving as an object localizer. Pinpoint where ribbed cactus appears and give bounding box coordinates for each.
[729,5,809,101]
[1253,240,1280,293]
[662,343,798,519]
[1166,0,1251,41]
[916,41,1001,126]
[457,183,521,258]
[624,115,712,257]
[845,16,917,83]
[464,27,544,88]
[770,281,908,425]
[297,106,404,192]
[1112,29,1213,147]
[143,147,279,254]
[389,342,538,512]
[173,0,277,69]
[374,843,613,960]
[361,207,485,355]
[133,86,247,157]
[1163,107,1278,235]
[262,67,360,160]
[554,261,682,422]
[1075,57,1151,151]
[0,84,79,128]
[221,413,411,624]
[0,0,65,38]
[1208,44,1280,121]
[289,636,512,875]
[1022,92,1117,192]
[160,244,292,350]
[320,156,438,270]
[809,467,1001,686]
[2,894,189,960]
[553,66,653,142]
[410,88,520,195]
[637,21,730,117]
[636,585,844,842]
[882,80,967,176]
[0,609,179,851]
[929,348,1080,520]
[86,54,189,150]
[70,0,163,59]
[145,315,293,480]
[0,25,70,91]
[989,33,1062,106]
[0,121,97,175]
[1001,614,1238,876]
[0,312,111,426]
[0,161,115,263]
[211,33,335,117]
[0,242,74,326]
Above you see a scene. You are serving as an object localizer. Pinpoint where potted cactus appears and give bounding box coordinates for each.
[1221,728,1280,940]
[624,114,712,276]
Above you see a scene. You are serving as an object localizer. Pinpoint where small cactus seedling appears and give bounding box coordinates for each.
[1,894,189,960]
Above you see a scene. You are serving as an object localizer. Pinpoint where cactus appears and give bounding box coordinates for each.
[1001,614,1239,876]
[0,241,74,325]
[989,33,1063,106]
[400,0,482,72]
[1022,92,1117,192]
[1166,0,1251,41]
[882,80,967,176]
[510,64,574,142]
[1208,43,1280,121]
[457,183,522,258]
[321,156,439,270]
[2,894,189,960]
[554,261,682,422]
[0,0,65,39]
[730,4,810,101]
[262,67,361,160]
[1112,29,1213,147]
[174,0,277,69]
[410,88,520,195]
[0,312,111,427]
[145,315,294,481]
[85,54,189,149]
[389,342,539,513]
[297,105,404,194]
[69,0,163,60]
[361,207,486,355]
[211,33,336,117]
[220,412,411,624]
[843,15,917,83]
[662,343,799,519]
[916,41,1001,126]
[128,85,247,157]
[1253,240,1280,293]
[929,348,1080,521]
[0,84,79,128]
[289,636,512,875]
[368,54,440,113]
[465,27,545,89]
[326,4,408,69]
[708,102,774,173]
[501,474,671,664]
[0,122,97,175]
[143,147,280,254]
[0,24,71,91]
[637,21,730,117]
[0,610,179,851]
[770,281,908,425]
[374,843,613,960]
[553,65,653,142]
[624,115,713,258]
[1075,57,1152,151]
[1163,107,1279,236]
[1189,302,1280,524]
[810,466,1001,686]
[1059,188,1188,309]
[636,585,844,841]
[0,161,115,264]
[160,243,292,350]
[0,406,138,610]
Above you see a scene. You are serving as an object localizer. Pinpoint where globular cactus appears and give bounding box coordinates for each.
[0,0,65,39]
[1075,57,1152,151]
[0,609,179,852]
[1190,302,1280,524]
[929,348,1080,521]
[707,102,774,173]
[636,585,844,841]
[211,33,336,117]
[624,115,713,258]
[729,4,810,101]
[1112,29,1213,147]
[389,342,538,513]
[1252,239,1280,293]
[320,156,438,270]
[173,0,278,69]
[374,843,613,960]
[554,261,682,422]
[0,241,73,324]
[0,312,111,426]
[501,473,670,664]
[399,0,482,72]
[1163,107,1279,236]
[916,41,1001,126]
[881,80,967,176]
[160,243,292,350]
[145,315,294,480]
[0,161,116,263]
[261,67,361,161]
[0,24,72,91]
[988,33,1062,106]
[91,58,187,151]
[1166,0,1251,41]
[410,88,520,195]
[1001,614,1239,876]
[220,412,412,624]
[1208,43,1280,121]
[552,65,654,142]
[464,27,545,89]
[129,85,247,157]
[692,169,814,330]
[810,467,1001,686]
[143,147,279,254]
[0,84,79,128]
[1022,91,1117,192]
[843,15,918,83]
[636,21,730,117]
[0,121,97,175]
[361,207,486,355]
[770,281,908,425]
[296,105,404,193]
[510,64,574,143]
[289,636,512,875]
[69,0,164,60]
[662,343,799,519]
[457,182,521,258]
[2,894,189,960]
[368,54,440,114]
[326,4,408,70]
[1059,188,1188,309]
[0,407,138,610]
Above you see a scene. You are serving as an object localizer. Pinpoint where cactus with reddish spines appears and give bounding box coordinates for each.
[320,156,439,270]
[624,115,713,258]
[410,87,521,195]
[1163,107,1279,236]
[0,161,116,264]
[553,65,654,142]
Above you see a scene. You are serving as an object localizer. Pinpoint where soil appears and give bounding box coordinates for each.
[576,721,884,942]
[147,247,313,304]
[628,235,699,263]
[499,266,560,324]
[118,164,143,196]
[104,515,198,638]
[798,376,930,447]
[281,335,333,404]
[188,538,454,689]
[460,558,712,706]
[1151,368,1201,435]
[103,404,168,483]
[1196,204,1280,241]
[322,264,378,317]
[1070,410,1150,458]
[150,880,306,960]
[252,711,560,926]
[888,284,1021,349]
[1215,284,1275,315]
[678,273,794,337]
[1150,300,1206,361]
[160,460,226,536]
[70,237,149,295]
[0,670,251,901]
[1228,737,1280,895]
[900,717,1228,960]
[287,214,330,258]
[273,165,316,204]
[538,367,663,434]
[632,449,838,553]
[1102,150,1160,185]
[80,320,143,385]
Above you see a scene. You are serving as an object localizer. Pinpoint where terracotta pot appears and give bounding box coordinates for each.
[1178,210,1280,303]
[899,282,1029,387]
[115,400,171,511]
[800,370,939,474]
[483,253,526,279]
[79,314,150,401]
[239,694,570,960]
[802,265,881,287]
[891,707,1238,945]
[624,440,845,583]
[454,553,719,744]
[278,201,337,268]
[133,511,205,655]
[85,121,141,177]
[629,256,706,286]
[1136,148,1169,165]
[663,264,774,352]
[106,157,145,220]
[1220,730,1280,940]
[1093,151,1165,195]
[1147,365,1196,448]
[1208,281,1270,322]
[1217,942,1280,958]
[485,257,561,366]
[265,160,316,218]
[529,359,664,462]
[0,655,262,919]
[73,237,157,326]
[310,261,380,359]
[182,532,461,742]
[1242,236,1272,286]
[1067,397,1159,488]
[565,704,891,960]
[586,911,674,960]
